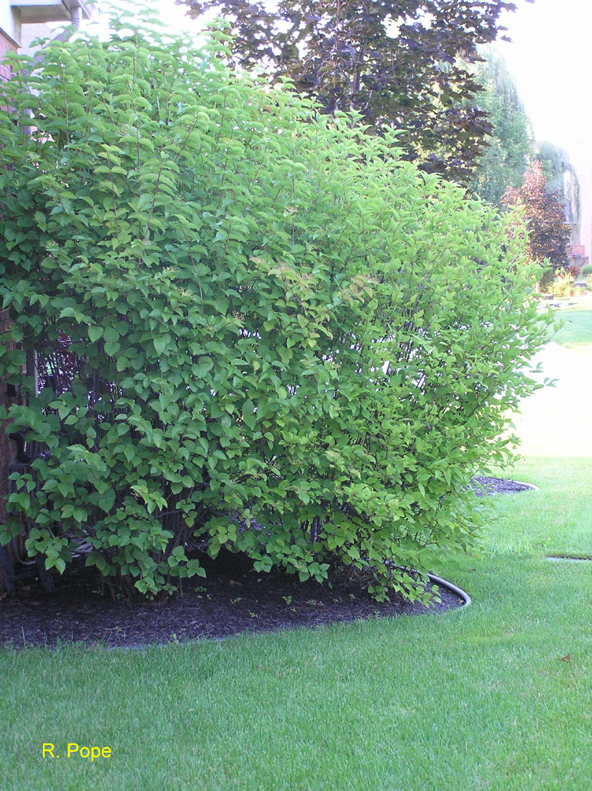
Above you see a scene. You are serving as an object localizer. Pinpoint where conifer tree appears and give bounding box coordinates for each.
[470,47,532,205]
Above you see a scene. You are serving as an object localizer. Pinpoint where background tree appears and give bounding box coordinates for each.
[469,47,532,205]
[177,0,524,183]
[535,141,580,245]
[502,160,570,287]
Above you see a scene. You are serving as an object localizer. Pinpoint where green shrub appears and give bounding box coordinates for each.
[580,264,592,278]
[538,267,555,293]
[550,274,575,298]
[0,11,550,599]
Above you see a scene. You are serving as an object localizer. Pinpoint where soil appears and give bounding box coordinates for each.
[0,477,528,650]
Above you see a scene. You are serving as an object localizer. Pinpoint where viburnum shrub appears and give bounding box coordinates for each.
[0,8,550,598]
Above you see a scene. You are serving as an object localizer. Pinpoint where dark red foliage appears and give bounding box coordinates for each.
[178,0,522,182]
[502,160,570,273]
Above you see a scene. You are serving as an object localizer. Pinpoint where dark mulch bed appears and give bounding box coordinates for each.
[0,551,463,650]
[472,476,536,497]
[0,477,529,650]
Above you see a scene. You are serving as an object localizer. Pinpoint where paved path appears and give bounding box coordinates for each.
[512,341,592,457]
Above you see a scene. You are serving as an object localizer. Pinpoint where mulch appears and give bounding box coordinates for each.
[471,476,536,497]
[0,477,532,650]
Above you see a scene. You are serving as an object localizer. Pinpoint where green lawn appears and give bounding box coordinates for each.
[2,455,592,791]
[548,307,592,353]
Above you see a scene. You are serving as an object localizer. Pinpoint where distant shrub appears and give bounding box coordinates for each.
[538,267,554,293]
[567,261,583,279]
[0,13,550,599]
[550,274,575,298]
[580,265,592,278]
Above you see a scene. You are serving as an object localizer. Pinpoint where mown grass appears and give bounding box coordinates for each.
[548,307,592,353]
[2,455,592,791]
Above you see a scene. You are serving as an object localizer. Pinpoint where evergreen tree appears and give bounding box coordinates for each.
[535,141,580,243]
[470,47,532,205]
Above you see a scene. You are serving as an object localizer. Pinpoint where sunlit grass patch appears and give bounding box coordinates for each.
[549,307,592,347]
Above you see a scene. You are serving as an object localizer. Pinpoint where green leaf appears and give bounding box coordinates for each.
[88,325,103,342]
[104,341,121,356]
[103,326,120,343]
